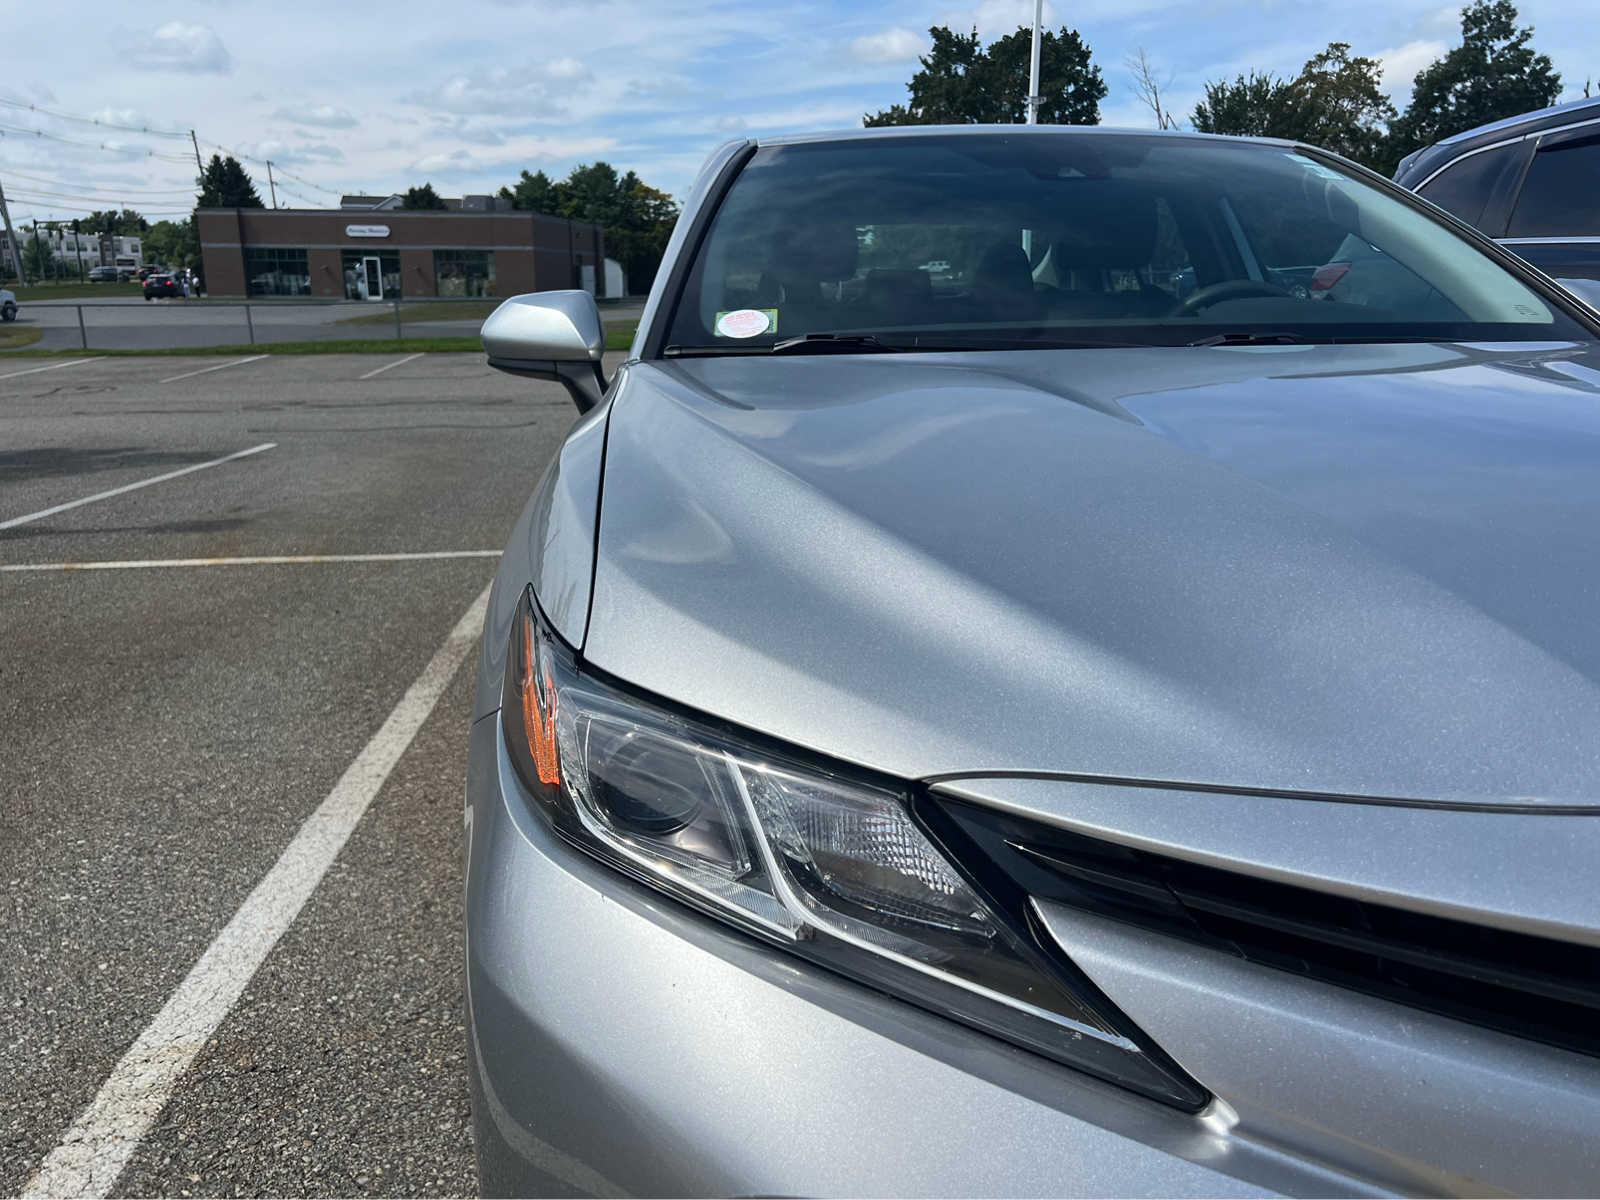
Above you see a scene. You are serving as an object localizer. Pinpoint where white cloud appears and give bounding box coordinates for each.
[849,27,927,63]
[546,56,592,83]
[88,106,152,127]
[410,136,616,176]
[274,103,358,129]
[1415,4,1463,37]
[234,138,346,165]
[412,148,477,173]
[713,102,871,132]
[127,21,233,74]
[415,61,589,118]
[1377,39,1447,98]
[944,0,1056,40]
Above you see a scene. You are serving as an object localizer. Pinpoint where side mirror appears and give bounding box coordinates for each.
[481,290,608,412]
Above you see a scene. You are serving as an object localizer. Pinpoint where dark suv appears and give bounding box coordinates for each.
[142,273,183,300]
[1395,96,1600,282]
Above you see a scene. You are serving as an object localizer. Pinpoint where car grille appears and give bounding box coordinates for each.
[924,795,1600,1060]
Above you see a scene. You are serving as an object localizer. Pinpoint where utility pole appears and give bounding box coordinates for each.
[266,161,278,208]
[72,218,85,282]
[190,130,205,180]
[1026,0,1043,125]
[0,174,23,284]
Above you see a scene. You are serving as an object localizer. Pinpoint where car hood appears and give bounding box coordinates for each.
[583,341,1600,808]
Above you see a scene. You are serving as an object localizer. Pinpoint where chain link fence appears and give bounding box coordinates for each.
[2,296,641,353]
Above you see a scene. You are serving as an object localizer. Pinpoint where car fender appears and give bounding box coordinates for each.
[473,381,615,721]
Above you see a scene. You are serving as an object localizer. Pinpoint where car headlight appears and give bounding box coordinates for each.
[503,587,1206,1109]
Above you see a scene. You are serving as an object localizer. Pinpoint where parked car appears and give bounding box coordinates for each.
[1395,94,1600,282]
[467,126,1600,1198]
[86,265,119,282]
[0,288,15,322]
[142,273,183,300]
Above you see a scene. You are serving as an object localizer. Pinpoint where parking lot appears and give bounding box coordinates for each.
[0,352,599,1196]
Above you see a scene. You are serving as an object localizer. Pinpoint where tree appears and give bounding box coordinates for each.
[498,169,562,214]
[196,154,264,208]
[1192,43,1395,169]
[864,24,1107,126]
[401,182,448,210]
[83,208,149,235]
[1385,0,1560,171]
[144,218,198,269]
[21,225,53,281]
[1192,71,1289,139]
[497,161,680,294]
[1128,47,1179,130]
[1283,44,1396,167]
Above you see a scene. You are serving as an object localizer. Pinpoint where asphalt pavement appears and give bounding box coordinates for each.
[0,352,607,1195]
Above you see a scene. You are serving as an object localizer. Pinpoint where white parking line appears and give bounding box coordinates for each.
[0,357,100,381]
[20,580,493,1200]
[0,443,276,532]
[157,355,268,385]
[357,352,424,380]
[0,550,501,571]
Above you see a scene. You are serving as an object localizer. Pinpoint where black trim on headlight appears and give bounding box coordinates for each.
[503,586,1210,1111]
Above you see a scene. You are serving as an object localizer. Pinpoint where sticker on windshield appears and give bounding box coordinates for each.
[1283,152,1345,181]
[714,308,777,338]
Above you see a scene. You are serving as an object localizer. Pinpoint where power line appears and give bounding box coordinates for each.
[200,138,342,197]
[0,121,195,163]
[0,96,346,202]
[0,168,194,198]
[13,206,195,221]
[8,186,191,206]
[0,97,189,139]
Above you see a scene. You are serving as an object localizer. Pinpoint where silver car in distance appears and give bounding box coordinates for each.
[465,127,1600,1197]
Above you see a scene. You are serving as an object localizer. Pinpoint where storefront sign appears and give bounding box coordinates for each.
[345,224,390,238]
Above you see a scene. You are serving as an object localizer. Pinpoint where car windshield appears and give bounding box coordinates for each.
[665,133,1590,351]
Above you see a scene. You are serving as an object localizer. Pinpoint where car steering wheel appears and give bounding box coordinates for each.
[1172,278,1294,316]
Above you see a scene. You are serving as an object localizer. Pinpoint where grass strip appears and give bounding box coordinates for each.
[0,337,482,358]
[7,282,145,300]
[0,325,43,350]
[0,323,635,358]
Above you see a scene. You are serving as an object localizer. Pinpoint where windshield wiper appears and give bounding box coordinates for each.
[773,331,1153,353]
[769,333,904,355]
[1187,331,1312,347]
[666,332,1150,358]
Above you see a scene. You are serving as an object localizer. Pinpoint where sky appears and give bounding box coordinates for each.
[1,0,1595,227]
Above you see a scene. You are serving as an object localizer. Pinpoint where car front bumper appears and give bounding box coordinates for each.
[463,714,1368,1198]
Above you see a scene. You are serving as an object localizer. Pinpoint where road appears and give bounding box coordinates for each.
[4,298,643,352]
[0,352,602,1195]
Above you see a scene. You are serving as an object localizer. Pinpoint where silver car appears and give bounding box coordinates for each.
[465,127,1600,1197]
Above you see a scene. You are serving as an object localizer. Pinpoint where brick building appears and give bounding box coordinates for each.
[196,205,606,300]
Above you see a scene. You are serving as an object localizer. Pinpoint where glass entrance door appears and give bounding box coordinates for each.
[362,256,384,302]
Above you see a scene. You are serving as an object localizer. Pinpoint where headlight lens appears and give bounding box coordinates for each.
[503,588,1206,1110]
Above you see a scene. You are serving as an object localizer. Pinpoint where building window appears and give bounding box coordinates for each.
[433,249,496,297]
[244,247,311,297]
[340,250,400,300]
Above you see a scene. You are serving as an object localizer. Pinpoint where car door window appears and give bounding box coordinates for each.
[1417,143,1520,229]
[1508,137,1600,236]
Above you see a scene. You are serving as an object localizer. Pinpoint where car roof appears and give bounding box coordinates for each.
[1437,94,1600,147]
[752,124,1300,151]
[1395,95,1600,184]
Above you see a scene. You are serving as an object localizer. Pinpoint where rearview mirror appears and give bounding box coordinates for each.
[481,290,607,412]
